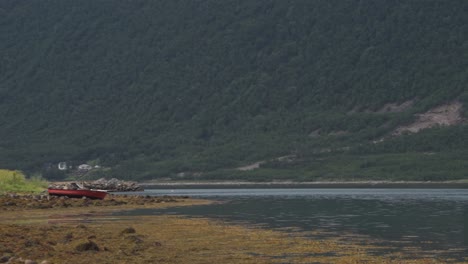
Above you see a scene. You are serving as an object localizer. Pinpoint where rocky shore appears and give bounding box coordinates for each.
[0,193,211,264]
[0,193,456,264]
[0,193,186,212]
[48,178,143,192]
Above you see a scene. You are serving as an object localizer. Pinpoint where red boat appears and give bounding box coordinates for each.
[48,188,108,200]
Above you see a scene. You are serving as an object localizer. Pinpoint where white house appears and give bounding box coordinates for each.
[78,164,93,171]
[58,162,67,170]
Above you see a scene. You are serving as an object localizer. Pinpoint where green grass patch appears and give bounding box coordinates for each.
[0,169,48,194]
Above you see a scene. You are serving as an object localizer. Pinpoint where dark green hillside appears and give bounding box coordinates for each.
[0,0,467,180]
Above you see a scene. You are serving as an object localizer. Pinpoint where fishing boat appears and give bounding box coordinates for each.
[48,188,108,200]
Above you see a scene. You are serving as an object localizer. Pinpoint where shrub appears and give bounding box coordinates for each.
[0,169,48,193]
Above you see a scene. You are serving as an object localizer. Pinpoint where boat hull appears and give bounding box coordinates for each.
[48,189,107,200]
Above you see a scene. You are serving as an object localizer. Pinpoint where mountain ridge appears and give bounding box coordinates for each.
[0,0,467,181]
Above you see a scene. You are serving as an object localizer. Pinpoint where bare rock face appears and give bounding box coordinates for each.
[393,101,465,135]
[48,178,143,192]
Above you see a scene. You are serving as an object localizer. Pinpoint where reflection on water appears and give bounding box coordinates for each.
[114,188,468,260]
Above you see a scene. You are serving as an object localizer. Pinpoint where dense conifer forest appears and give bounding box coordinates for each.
[0,0,467,181]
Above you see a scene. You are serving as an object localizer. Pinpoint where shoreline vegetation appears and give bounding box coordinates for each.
[0,170,47,194]
[1,194,464,264]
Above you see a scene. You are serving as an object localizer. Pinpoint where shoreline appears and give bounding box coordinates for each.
[0,193,212,214]
[141,180,468,189]
[0,194,454,264]
[1,215,443,264]
[1,193,462,263]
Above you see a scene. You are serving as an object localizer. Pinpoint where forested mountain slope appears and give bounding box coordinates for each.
[0,0,467,181]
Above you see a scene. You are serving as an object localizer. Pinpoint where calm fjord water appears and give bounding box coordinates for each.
[115,188,468,259]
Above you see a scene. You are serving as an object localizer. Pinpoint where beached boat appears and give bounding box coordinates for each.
[48,188,108,200]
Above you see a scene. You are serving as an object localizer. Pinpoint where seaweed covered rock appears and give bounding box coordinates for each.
[75,241,99,252]
[120,227,136,235]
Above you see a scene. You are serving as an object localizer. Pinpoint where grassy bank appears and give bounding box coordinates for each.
[0,169,47,194]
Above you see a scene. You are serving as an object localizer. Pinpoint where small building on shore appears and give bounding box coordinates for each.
[58,162,68,171]
[78,164,92,171]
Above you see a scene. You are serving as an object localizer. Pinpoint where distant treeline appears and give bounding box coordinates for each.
[0,0,467,181]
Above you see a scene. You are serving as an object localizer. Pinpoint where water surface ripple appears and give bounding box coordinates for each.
[114,188,468,260]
